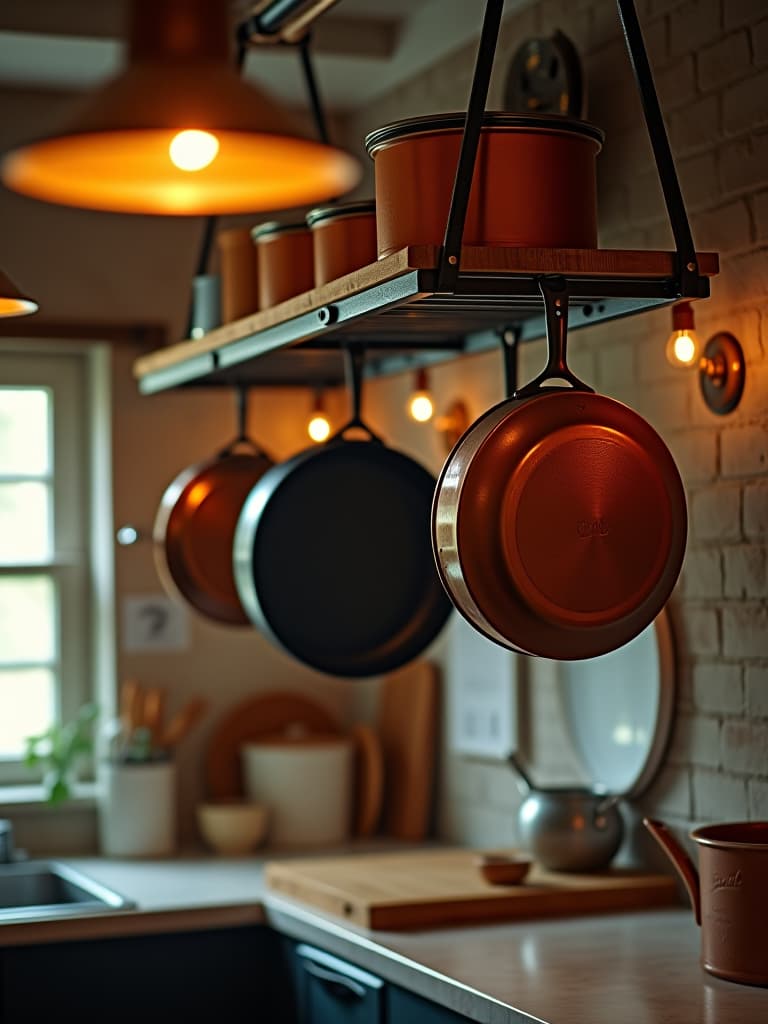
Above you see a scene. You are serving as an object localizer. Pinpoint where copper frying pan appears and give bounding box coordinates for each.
[432,276,687,660]
[153,388,273,625]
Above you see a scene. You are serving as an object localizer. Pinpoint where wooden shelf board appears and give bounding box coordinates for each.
[133,245,718,390]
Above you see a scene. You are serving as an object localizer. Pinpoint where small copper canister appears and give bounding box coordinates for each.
[306,200,377,285]
[251,221,314,309]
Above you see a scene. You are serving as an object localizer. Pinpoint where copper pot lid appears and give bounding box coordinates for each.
[365,111,604,156]
[306,200,376,227]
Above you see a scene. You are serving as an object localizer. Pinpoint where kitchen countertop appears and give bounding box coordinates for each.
[2,850,767,1024]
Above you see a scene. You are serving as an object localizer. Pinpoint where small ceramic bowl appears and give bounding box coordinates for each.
[475,851,532,886]
[196,800,269,856]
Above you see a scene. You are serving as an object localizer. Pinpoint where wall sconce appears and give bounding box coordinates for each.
[0,0,360,216]
[407,368,435,423]
[665,301,701,368]
[0,267,37,317]
[307,390,331,443]
[665,303,746,415]
[699,332,745,416]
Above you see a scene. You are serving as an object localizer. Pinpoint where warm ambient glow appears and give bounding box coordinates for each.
[0,0,361,216]
[0,268,38,318]
[169,130,220,172]
[665,301,701,368]
[407,369,435,423]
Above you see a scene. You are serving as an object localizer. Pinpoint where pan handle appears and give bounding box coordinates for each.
[327,343,385,445]
[216,385,274,460]
[514,276,595,399]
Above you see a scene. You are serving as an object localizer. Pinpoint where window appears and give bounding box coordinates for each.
[0,347,108,786]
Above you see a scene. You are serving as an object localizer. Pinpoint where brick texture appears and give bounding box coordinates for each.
[698,31,752,91]
[722,604,768,657]
[693,768,749,819]
[693,662,744,713]
[669,0,723,58]
[723,70,768,135]
[721,720,768,773]
[746,666,768,716]
[724,0,768,30]
[744,481,768,537]
[691,485,742,541]
[723,544,768,597]
[721,425,768,477]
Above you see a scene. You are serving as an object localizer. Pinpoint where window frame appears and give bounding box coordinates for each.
[0,342,112,788]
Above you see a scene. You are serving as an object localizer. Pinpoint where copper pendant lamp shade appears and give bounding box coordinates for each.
[0,0,360,216]
[0,268,38,317]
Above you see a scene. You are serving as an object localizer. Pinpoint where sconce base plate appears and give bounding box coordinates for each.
[699,332,745,416]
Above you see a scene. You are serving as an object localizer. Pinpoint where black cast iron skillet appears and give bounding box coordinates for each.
[233,346,452,677]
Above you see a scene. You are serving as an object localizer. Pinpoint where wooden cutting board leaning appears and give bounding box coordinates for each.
[264,848,678,930]
[376,660,439,841]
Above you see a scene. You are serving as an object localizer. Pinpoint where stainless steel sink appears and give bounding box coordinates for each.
[0,860,135,922]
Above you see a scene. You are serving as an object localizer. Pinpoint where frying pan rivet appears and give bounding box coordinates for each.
[448,255,458,265]
[686,261,696,272]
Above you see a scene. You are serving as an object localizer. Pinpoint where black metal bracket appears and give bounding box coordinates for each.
[435,0,504,294]
[616,0,704,298]
[298,34,330,144]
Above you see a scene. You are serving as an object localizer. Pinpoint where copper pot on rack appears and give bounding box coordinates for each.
[365,113,603,258]
[432,276,687,660]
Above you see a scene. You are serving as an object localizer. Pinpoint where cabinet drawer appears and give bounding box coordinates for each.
[295,943,384,1024]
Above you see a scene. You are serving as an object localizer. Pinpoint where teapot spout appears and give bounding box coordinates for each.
[644,817,701,925]
[506,751,535,797]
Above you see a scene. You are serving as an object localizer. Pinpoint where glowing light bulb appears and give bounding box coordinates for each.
[407,368,434,423]
[308,413,331,443]
[665,301,701,368]
[409,392,435,422]
[169,130,219,172]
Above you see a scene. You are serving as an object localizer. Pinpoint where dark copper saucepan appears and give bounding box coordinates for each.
[153,391,273,626]
[432,276,687,660]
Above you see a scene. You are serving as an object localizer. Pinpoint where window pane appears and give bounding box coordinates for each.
[0,482,51,562]
[0,576,55,664]
[0,668,54,758]
[0,388,50,476]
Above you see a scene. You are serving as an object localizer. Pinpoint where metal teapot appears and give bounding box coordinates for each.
[508,752,624,872]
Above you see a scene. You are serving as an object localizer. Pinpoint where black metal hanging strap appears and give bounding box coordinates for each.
[616,0,704,298]
[436,0,505,294]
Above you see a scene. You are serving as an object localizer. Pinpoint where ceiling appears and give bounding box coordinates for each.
[0,0,528,113]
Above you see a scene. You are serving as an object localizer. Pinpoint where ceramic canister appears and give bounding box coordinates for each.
[241,736,353,846]
[364,112,604,258]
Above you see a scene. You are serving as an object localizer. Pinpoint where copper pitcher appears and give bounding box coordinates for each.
[644,818,768,987]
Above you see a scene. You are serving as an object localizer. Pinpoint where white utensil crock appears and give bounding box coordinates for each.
[99,760,176,857]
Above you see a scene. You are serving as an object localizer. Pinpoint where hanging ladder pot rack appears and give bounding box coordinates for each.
[133,0,718,396]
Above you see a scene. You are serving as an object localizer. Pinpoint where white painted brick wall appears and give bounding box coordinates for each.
[693,768,749,818]
[745,665,768,715]
[691,484,742,540]
[693,662,744,713]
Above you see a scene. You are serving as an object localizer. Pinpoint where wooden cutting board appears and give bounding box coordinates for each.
[265,848,678,930]
[377,660,439,841]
